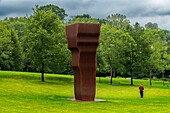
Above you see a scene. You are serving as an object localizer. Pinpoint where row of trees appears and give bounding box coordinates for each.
[0,4,170,85]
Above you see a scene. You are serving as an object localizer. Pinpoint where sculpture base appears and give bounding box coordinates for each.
[68,98,106,102]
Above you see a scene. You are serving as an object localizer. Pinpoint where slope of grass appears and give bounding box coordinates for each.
[0,71,169,113]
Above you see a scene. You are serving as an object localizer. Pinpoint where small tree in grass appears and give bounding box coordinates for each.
[26,5,64,82]
[100,24,134,85]
[142,29,165,86]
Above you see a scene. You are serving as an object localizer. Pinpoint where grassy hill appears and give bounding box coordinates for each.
[0,71,169,113]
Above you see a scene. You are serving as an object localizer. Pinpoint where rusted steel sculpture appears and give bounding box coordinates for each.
[66,23,100,101]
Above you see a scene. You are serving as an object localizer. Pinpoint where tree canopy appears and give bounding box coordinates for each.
[26,5,65,81]
[38,4,68,20]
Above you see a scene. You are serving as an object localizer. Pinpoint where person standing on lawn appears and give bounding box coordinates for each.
[139,84,144,98]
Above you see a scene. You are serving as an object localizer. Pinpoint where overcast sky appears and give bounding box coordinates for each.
[0,0,170,30]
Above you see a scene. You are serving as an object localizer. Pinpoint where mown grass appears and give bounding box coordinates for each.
[0,71,169,113]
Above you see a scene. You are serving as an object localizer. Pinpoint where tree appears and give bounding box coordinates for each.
[165,32,170,41]
[167,40,170,54]
[165,40,170,77]
[159,51,167,86]
[107,13,130,30]
[158,37,169,86]
[4,17,28,43]
[141,29,163,86]
[100,24,135,84]
[26,5,65,81]
[145,22,158,30]
[4,17,30,71]
[39,4,68,20]
[97,18,107,25]
[11,29,24,71]
[0,21,13,70]
[100,25,117,84]
[97,44,108,83]
[125,22,147,85]
[68,14,107,25]
[71,14,91,20]
[146,29,169,86]
[68,17,99,25]
[49,42,73,74]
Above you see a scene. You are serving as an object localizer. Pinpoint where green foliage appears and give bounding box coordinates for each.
[97,45,108,75]
[100,24,135,75]
[124,23,145,84]
[11,29,24,71]
[0,21,13,70]
[141,29,160,71]
[5,17,28,54]
[26,5,66,80]
[68,17,100,24]
[141,29,165,85]
[4,17,30,71]
[107,13,130,30]
[165,32,170,41]
[4,17,28,43]
[145,22,158,30]
[71,14,91,20]
[68,14,107,25]
[99,21,168,85]
[39,4,68,20]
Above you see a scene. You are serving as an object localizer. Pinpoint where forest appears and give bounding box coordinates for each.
[1,4,170,85]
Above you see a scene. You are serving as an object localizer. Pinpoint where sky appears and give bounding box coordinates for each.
[0,0,170,30]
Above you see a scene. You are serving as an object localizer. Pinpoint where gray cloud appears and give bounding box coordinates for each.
[1,0,170,18]
[0,6,29,16]
[0,1,33,16]
[0,0,170,30]
[60,0,170,18]
[0,0,53,17]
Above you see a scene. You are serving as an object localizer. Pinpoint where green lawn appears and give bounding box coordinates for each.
[0,71,169,113]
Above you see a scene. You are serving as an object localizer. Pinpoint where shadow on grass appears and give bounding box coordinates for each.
[0,75,38,80]
[0,75,74,84]
[148,85,170,89]
[26,93,74,102]
[46,95,73,102]
[119,84,139,87]
[98,82,139,87]
[46,76,73,82]
[32,79,74,86]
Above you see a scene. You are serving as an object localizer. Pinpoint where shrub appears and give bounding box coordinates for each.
[142,77,149,80]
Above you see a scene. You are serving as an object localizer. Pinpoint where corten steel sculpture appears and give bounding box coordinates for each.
[66,23,100,101]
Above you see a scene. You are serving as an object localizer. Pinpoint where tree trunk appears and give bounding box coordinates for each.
[99,65,100,83]
[162,72,165,86]
[110,66,112,85]
[99,76,100,83]
[41,63,45,82]
[130,69,133,85]
[150,70,152,86]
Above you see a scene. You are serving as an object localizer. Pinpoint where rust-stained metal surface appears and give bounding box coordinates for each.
[65,23,100,101]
